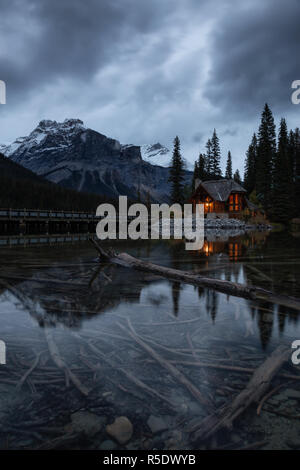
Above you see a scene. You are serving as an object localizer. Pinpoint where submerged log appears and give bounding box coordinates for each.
[90,239,300,310]
[188,345,290,442]
[119,319,213,410]
[44,328,90,396]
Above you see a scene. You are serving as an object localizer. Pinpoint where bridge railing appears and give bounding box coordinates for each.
[0,208,100,219]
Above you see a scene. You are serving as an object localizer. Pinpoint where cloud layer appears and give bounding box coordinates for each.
[0,0,299,174]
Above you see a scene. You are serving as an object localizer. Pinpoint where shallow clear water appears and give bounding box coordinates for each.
[0,231,300,450]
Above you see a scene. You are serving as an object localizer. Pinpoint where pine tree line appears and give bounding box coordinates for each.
[191,129,241,190]
[192,129,223,184]
[244,103,300,223]
[169,103,300,222]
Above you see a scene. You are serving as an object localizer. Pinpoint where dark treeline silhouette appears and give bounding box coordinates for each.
[189,103,300,223]
[244,103,300,223]
[191,129,242,197]
[0,153,116,211]
[192,129,222,184]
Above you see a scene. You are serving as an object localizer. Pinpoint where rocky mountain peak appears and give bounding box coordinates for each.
[0,120,192,202]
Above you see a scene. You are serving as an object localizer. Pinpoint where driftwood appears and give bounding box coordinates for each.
[44,328,90,396]
[118,319,213,410]
[144,358,300,381]
[90,239,300,310]
[256,381,292,416]
[16,352,41,390]
[187,345,290,442]
[84,338,176,409]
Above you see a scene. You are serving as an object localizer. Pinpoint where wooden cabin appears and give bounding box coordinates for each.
[190,179,262,218]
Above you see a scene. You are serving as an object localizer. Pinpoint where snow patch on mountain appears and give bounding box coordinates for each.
[141,143,171,167]
[0,119,192,202]
[141,142,193,170]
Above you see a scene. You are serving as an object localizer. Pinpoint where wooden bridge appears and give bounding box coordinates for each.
[0,208,101,234]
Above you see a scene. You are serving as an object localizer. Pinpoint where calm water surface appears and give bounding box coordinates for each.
[0,230,299,450]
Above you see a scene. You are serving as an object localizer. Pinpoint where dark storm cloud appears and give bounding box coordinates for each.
[205,0,300,117]
[192,132,205,143]
[0,0,299,170]
[222,128,238,137]
[0,0,174,103]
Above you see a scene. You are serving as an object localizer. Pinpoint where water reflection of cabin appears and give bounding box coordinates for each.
[190,179,260,217]
[202,239,243,260]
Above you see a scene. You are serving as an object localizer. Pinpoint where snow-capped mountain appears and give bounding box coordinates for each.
[141,142,193,170]
[1,119,192,202]
[141,143,171,167]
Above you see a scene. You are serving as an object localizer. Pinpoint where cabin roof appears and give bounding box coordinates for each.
[194,179,246,202]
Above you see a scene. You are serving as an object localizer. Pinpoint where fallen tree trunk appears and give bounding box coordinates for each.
[187,345,290,442]
[90,239,300,310]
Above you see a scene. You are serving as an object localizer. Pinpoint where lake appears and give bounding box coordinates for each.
[0,230,299,450]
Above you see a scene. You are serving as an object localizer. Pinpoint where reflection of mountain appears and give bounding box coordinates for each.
[0,241,180,327]
[1,264,147,328]
[0,231,299,347]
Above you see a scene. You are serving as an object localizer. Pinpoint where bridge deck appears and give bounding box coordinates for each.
[0,208,100,222]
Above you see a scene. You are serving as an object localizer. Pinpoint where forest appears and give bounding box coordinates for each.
[169,104,300,224]
[0,152,116,211]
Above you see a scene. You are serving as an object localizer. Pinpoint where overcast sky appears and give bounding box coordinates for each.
[0,0,299,174]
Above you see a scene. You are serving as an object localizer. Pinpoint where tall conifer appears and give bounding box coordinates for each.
[244,133,257,194]
[256,103,276,208]
[169,136,185,205]
[225,151,233,179]
[272,118,292,222]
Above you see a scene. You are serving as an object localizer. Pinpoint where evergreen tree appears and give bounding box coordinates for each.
[192,152,208,192]
[233,169,242,185]
[192,161,199,191]
[205,138,213,179]
[244,133,257,194]
[293,128,300,216]
[168,136,185,205]
[198,153,206,180]
[272,118,292,223]
[289,128,300,217]
[256,103,276,209]
[288,129,296,179]
[225,151,233,179]
[211,129,222,178]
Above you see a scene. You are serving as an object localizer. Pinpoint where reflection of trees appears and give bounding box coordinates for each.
[277,304,299,334]
[240,231,300,347]
[1,230,299,349]
[197,285,205,299]
[169,241,184,317]
[171,281,181,317]
[205,290,218,323]
[245,231,300,297]
[256,301,275,349]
